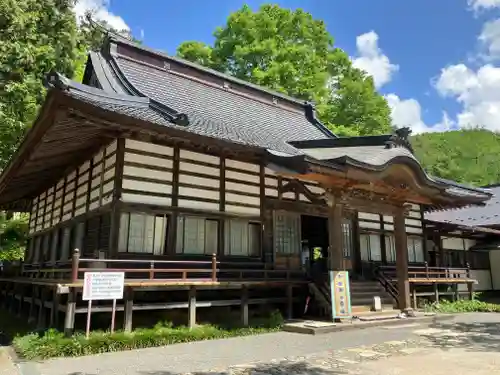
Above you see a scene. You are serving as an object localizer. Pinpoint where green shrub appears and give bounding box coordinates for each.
[13,310,284,360]
[424,299,500,313]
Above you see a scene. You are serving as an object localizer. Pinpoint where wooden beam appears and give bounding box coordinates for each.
[394,207,411,310]
[123,287,134,332]
[109,138,125,256]
[286,284,293,320]
[64,288,76,337]
[188,286,196,329]
[241,285,249,327]
[328,203,344,271]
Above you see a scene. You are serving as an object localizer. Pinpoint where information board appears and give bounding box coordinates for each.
[329,270,352,320]
[83,272,125,301]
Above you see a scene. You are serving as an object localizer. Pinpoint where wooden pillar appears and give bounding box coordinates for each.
[241,286,249,327]
[0,282,4,308]
[3,282,12,311]
[28,285,36,323]
[188,287,196,329]
[64,288,76,337]
[50,289,60,328]
[37,288,48,329]
[468,282,474,300]
[327,202,344,271]
[17,285,25,317]
[394,207,411,310]
[452,284,458,302]
[434,283,439,303]
[412,285,417,309]
[123,288,134,332]
[8,283,16,314]
[286,284,293,320]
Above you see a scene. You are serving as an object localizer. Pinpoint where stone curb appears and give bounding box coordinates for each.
[283,313,455,335]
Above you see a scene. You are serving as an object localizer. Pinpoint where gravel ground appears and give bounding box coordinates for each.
[27,313,500,375]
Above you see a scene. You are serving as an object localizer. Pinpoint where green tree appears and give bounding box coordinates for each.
[412,128,500,186]
[0,213,28,261]
[177,4,392,136]
[0,0,80,169]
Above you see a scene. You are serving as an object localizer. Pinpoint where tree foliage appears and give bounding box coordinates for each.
[0,0,80,169]
[0,0,119,260]
[0,213,28,261]
[412,128,500,187]
[177,4,392,136]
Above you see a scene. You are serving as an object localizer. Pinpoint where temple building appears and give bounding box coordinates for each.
[0,35,496,331]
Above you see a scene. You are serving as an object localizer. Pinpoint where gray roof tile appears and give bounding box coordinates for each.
[426,186,500,226]
[299,145,415,165]
[113,55,327,154]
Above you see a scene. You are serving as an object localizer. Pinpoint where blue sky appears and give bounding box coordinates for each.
[77,0,500,133]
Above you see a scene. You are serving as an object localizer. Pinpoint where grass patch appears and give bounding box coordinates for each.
[12,310,284,360]
[424,299,500,314]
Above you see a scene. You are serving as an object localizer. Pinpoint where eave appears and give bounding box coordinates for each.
[264,149,492,211]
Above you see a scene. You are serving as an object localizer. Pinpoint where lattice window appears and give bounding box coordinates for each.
[360,233,382,261]
[176,216,218,255]
[407,236,425,263]
[119,213,168,255]
[385,235,396,263]
[342,218,353,258]
[225,220,261,256]
[274,212,300,255]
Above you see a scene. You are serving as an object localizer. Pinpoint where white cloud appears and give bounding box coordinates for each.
[479,19,500,60]
[468,0,500,11]
[386,94,454,134]
[352,31,399,89]
[74,0,129,31]
[435,63,500,130]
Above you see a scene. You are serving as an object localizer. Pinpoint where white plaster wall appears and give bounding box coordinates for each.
[28,140,117,234]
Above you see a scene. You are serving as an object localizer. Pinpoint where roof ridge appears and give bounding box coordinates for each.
[107,35,306,106]
[105,36,337,138]
[99,47,190,126]
[45,72,150,107]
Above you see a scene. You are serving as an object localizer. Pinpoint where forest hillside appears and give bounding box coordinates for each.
[411,128,500,187]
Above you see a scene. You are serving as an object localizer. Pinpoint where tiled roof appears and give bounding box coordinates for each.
[297,145,416,165]
[425,185,500,226]
[81,37,490,203]
[86,38,336,155]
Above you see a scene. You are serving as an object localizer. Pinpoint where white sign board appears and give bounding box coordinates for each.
[83,272,125,301]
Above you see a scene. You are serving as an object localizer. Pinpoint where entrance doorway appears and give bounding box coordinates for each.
[301,215,328,274]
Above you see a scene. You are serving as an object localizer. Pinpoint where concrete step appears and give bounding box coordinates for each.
[351,298,394,306]
[351,290,390,297]
[355,310,401,322]
[351,305,397,315]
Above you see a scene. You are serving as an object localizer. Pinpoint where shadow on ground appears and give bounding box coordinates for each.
[423,317,500,353]
[137,361,348,375]
[64,362,347,375]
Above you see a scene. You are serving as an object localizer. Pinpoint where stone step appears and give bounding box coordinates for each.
[351,304,395,314]
[351,297,394,305]
[349,281,382,289]
[350,290,389,297]
[355,310,401,322]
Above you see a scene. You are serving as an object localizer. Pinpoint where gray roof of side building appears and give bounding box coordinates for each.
[425,185,500,226]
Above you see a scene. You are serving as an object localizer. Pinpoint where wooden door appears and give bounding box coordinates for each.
[273,211,302,270]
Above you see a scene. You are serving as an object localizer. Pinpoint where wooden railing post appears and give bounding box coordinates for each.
[466,262,471,279]
[424,262,429,278]
[211,254,217,281]
[149,261,154,280]
[71,249,80,283]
